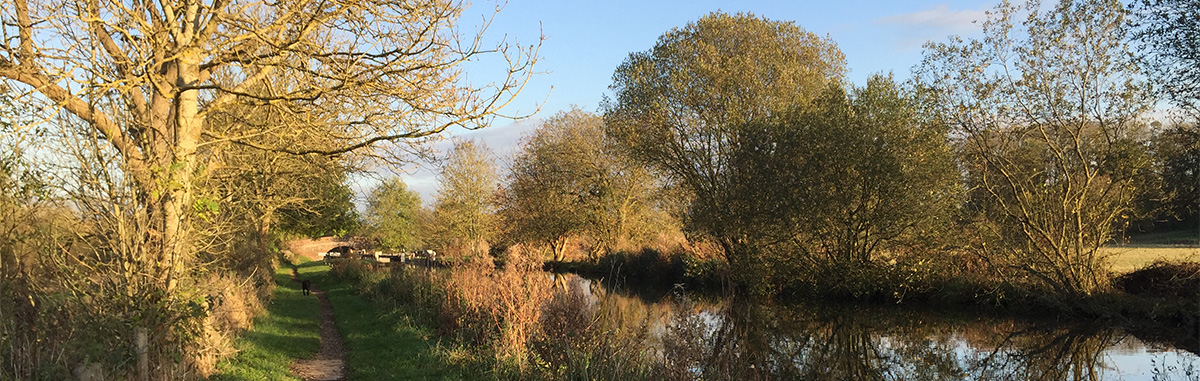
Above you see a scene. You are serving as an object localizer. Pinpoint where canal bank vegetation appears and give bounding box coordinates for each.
[328,256,1197,379]
[509,1,1195,306]
[362,0,1200,352]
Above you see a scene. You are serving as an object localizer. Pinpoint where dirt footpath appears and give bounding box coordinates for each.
[288,276,347,381]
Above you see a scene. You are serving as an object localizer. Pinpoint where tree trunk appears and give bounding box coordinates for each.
[257,213,274,255]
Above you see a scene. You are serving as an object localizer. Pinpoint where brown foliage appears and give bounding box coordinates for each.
[438,245,552,368]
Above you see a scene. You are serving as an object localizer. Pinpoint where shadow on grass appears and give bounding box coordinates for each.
[211,260,321,381]
[305,260,468,380]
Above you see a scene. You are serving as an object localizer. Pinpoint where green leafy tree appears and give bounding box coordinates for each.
[275,180,359,239]
[603,11,846,272]
[1132,0,1200,114]
[365,178,423,252]
[729,76,960,282]
[1152,123,1200,231]
[915,0,1153,296]
[433,140,499,257]
[1132,0,1200,237]
[196,100,362,254]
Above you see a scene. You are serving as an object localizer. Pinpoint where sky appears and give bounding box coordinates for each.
[380,0,998,205]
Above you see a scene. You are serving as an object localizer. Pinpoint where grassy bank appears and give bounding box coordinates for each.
[215,258,469,380]
[325,256,662,380]
[212,259,321,380]
[310,261,469,379]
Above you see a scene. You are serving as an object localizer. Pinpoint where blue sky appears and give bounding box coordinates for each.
[386,0,998,204]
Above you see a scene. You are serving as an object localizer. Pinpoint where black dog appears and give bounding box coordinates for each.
[301,279,311,296]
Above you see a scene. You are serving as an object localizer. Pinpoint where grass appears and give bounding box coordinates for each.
[1101,229,1200,274]
[211,258,322,380]
[310,262,470,380]
[1104,246,1199,273]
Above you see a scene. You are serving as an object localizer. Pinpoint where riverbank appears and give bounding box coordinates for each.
[544,245,1200,353]
[322,254,1199,380]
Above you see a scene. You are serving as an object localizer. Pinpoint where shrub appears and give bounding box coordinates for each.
[1114,261,1200,299]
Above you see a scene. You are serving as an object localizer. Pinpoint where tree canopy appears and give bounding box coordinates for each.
[433,140,500,256]
[1132,0,1200,115]
[916,0,1152,296]
[729,76,960,275]
[502,108,664,260]
[603,11,846,259]
[365,178,423,252]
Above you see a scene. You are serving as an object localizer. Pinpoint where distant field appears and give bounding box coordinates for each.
[1103,230,1199,273]
[1104,245,1200,274]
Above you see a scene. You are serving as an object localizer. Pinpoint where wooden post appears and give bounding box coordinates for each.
[135,327,149,381]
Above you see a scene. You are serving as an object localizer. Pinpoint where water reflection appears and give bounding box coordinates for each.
[550,273,1199,380]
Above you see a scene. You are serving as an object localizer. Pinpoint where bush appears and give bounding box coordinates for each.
[1114,261,1200,299]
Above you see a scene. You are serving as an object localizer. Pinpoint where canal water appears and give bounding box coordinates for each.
[550,274,1199,380]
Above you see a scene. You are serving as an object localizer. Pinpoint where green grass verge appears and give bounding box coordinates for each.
[211,259,321,380]
[309,263,470,380]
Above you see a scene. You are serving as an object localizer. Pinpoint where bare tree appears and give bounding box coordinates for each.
[1,0,537,375]
[916,0,1152,296]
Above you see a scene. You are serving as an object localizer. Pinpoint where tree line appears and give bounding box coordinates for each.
[367,0,1198,300]
[1,0,1196,378]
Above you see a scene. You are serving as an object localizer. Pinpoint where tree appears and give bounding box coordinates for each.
[502,108,663,261]
[0,0,535,374]
[196,99,361,255]
[603,11,845,269]
[1131,0,1200,115]
[364,178,423,252]
[728,76,960,279]
[273,180,359,239]
[915,0,1153,296]
[433,140,499,258]
[1132,0,1200,239]
[1152,123,1200,231]
[1,0,535,281]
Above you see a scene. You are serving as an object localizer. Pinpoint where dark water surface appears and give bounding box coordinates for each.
[551,274,1199,380]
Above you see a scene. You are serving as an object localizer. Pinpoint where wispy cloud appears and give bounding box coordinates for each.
[875,4,987,50]
[390,118,542,206]
[877,4,985,33]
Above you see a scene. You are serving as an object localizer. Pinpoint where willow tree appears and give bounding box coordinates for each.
[603,12,845,274]
[916,0,1152,296]
[0,0,535,374]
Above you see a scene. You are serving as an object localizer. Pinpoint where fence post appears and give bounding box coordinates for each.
[136,327,148,381]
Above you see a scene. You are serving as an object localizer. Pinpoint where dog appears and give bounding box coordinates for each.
[301,279,311,296]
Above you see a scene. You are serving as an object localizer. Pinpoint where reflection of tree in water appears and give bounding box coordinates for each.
[554,275,1190,379]
[656,299,1138,380]
[967,324,1122,381]
[660,299,895,380]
